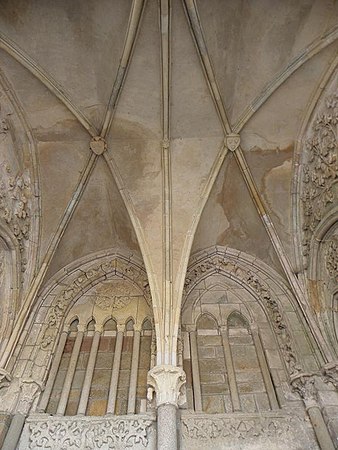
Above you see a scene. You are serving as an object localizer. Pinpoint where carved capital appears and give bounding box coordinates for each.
[321,361,338,389]
[90,136,107,155]
[147,365,186,407]
[0,369,12,390]
[17,379,44,415]
[0,377,43,414]
[291,373,319,409]
[225,134,240,152]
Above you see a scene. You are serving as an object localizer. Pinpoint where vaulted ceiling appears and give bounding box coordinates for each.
[0,0,337,365]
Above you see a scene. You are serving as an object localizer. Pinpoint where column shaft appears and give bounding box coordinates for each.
[157,403,178,450]
[307,405,335,450]
[77,330,101,415]
[38,331,68,412]
[252,330,279,410]
[221,329,241,412]
[106,330,124,414]
[189,331,202,412]
[127,330,141,414]
[2,414,26,450]
[56,331,84,415]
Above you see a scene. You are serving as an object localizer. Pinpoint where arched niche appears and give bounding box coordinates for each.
[8,250,155,418]
[308,208,338,356]
[181,246,322,414]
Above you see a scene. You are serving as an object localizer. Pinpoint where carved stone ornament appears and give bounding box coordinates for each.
[94,282,131,311]
[147,365,186,407]
[39,255,150,350]
[0,377,43,415]
[25,415,154,450]
[184,251,302,376]
[326,238,338,282]
[182,416,294,442]
[90,136,107,155]
[321,361,338,389]
[290,373,320,409]
[0,159,31,273]
[225,134,240,152]
[0,368,12,390]
[301,90,338,259]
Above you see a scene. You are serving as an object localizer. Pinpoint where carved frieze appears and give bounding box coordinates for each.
[24,415,154,450]
[182,414,307,441]
[301,91,338,259]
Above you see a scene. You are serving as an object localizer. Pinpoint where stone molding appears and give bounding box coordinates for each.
[147,365,186,407]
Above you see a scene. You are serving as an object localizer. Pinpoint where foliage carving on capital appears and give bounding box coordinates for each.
[291,373,319,408]
[0,376,43,414]
[321,361,338,389]
[147,365,186,407]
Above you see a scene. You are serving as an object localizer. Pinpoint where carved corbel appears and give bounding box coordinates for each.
[147,365,186,407]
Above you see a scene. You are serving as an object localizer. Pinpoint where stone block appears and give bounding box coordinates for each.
[198,346,216,359]
[240,394,257,412]
[87,399,108,416]
[201,383,228,395]
[95,352,114,369]
[91,369,111,388]
[232,346,259,370]
[200,371,225,384]
[199,358,226,374]
[197,335,222,347]
[255,392,271,411]
[202,395,225,414]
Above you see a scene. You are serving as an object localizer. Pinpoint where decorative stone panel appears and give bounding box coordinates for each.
[181,411,319,449]
[18,414,156,450]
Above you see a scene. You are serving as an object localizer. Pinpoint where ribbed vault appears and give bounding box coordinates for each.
[0,0,337,371]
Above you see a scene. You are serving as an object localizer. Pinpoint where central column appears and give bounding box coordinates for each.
[147,365,186,450]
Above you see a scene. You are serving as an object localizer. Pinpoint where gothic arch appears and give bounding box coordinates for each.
[9,250,151,384]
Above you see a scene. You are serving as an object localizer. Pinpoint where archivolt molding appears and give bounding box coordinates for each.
[10,249,150,381]
[0,70,40,290]
[184,246,320,377]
